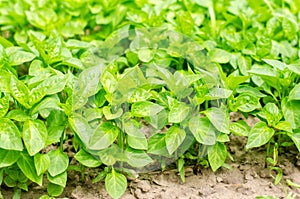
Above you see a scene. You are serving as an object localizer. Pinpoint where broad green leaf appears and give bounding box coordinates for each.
[263,103,282,126]
[216,133,230,142]
[287,63,300,75]
[168,101,191,123]
[103,106,123,120]
[204,107,230,134]
[236,85,267,98]
[48,149,69,176]
[148,133,169,157]
[275,121,293,133]
[47,183,64,197]
[34,153,50,176]
[205,88,232,100]
[288,83,300,101]
[0,95,9,118]
[165,126,186,155]
[138,48,154,62]
[74,149,101,168]
[17,152,43,186]
[235,93,261,112]
[6,47,36,66]
[209,48,231,63]
[208,142,227,172]
[101,70,118,94]
[47,171,67,187]
[105,169,127,199]
[129,88,152,103]
[282,99,300,129]
[262,59,286,70]
[0,149,20,168]
[46,110,66,145]
[73,66,103,109]
[230,120,250,136]
[9,76,30,108]
[145,109,168,129]
[124,121,148,150]
[246,122,275,149]
[30,96,61,117]
[288,132,300,152]
[23,120,47,156]
[68,115,91,146]
[6,109,31,122]
[189,116,216,145]
[88,122,119,150]
[131,101,164,117]
[97,144,126,166]
[227,74,250,90]
[29,74,69,106]
[0,118,23,151]
[125,148,153,168]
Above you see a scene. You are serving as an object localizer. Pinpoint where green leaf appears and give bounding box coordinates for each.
[204,107,230,134]
[23,120,47,156]
[48,149,69,176]
[29,74,69,106]
[0,95,9,118]
[165,126,186,155]
[235,93,261,112]
[6,47,36,66]
[168,101,191,123]
[205,88,233,100]
[103,106,123,120]
[208,142,227,172]
[6,109,31,122]
[46,110,66,145]
[17,152,43,186]
[47,183,64,197]
[0,118,23,151]
[34,153,50,176]
[189,116,216,145]
[275,121,293,133]
[0,149,20,168]
[30,96,61,118]
[105,169,127,199]
[88,122,119,150]
[282,99,300,129]
[97,145,125,166]
[137,48,154,62]
[229,120,250,136]
[125,148,153,168]
[148,133,169,157]
[124,121,148,150]
[9,76,30,109]
[68,115,92,146]
[246,122,275,149]
[288,83,300,101]
[209,48,231,63]
[47,171,67,187]
[73,66,103,109]
[74,149,101,168]
[288,132,300,152]
[144,109,168,129]
[131,101,164,117]
[263,103,282,126]
[236,85,267,98]
[262,59,286,70]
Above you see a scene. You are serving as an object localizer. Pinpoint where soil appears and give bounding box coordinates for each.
[2,114,300,199]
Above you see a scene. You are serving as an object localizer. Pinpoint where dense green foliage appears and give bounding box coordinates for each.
[0,0,300,198]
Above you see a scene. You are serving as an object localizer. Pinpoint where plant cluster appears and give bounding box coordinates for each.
[0,0,299,198]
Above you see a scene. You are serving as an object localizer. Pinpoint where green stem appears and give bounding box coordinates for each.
[208,5,216,38]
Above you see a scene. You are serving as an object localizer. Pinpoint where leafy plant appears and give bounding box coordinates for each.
[0,0,299,198]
